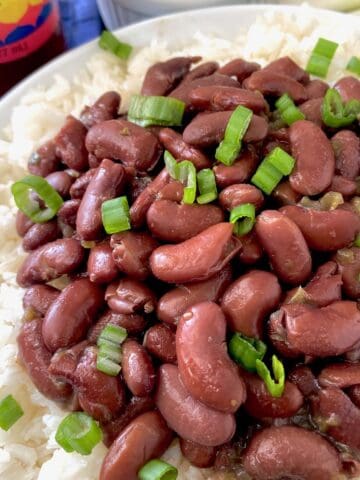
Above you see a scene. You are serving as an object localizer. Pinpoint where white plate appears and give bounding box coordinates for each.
[0,3,357,133]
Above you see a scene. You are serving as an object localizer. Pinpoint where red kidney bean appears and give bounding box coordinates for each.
[155,363,236,446]
[76,158,126,241]
[100,411,173,480]
[105,278,156,315]
[281,205,360,251]
[48,340,89,383]
[23,284,60,317]
[157,264,232,326]
[263,56,309,84]
[242,370,303,419]
[183,111,268,147]
[16,238,84,287]
[221,270,281,338]
[299,98,323,127]
[243,425,341,480]
[54,115,88,171]
[122,339,155,397]
[17,318,72,401]
[22,220,60,252]
[16,211,34,237]
[179,438,216,468]
[289,120,335,195]
[73,346,126,422]
[328,175,357,197]
[177,302,246,413]
[184,61,219,82]
[305,79,328,99]
[335,76,360,102]
[331,130,360,180]
[218,58,260,81]
[57,198,81,230]
[157,181,184,202]
[288,365,319,396]
[69,168,97,199]
[80,91,121,129]
[213,149,259,188]
[28,140,60,177]
[88,154,101,168]
[311,387,360,451]
[272,180,301,206]
[243,70,308,103]
[255,210,312,285]
[158,128,211,170]
[189,86,267,113]
[334,247,360,299]
[110,231,158,281]
[219,184,264,211]
[45,171,74,198]
[319,363,360,389]
[348,385,360,409]
[88,310,147,341]
[85,119,162,172]
[42,278,104,352]
[87,242,118,284]
[141,56,200,96]
[150,222,241,283]
[143,323,177,364]
[147,200,224,243]
[237,232,263,265]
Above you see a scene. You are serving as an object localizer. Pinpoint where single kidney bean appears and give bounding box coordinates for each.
[305,79,329,99]
[16,238,84,287]
[237,232,264,265]
[88,310,147,341]
[213,149,259,188]
[54,115,88,171]
[158,128,211,170]
[157,264,232,326]
[42,278,104,352]
[23,284,60,317]
[80,91,121,129]
[255,210,312,285]
[180,438,216,468]
[45,171,74,198]
[289,120,335,195]
[87,242,118,284]
[221,270,281,338]
[189,86,267,113]
[242,370,303,419]
[243,425,341,480]
[348,385,360,409]
[17,318,72,401]
[143,323,177,364]
[218,58,260,82]
[122,339,155,397]
[155,363,236,446]
[184,61,219,82]
[16,211,34,237]
[28,140,60,177]
[105,278,156,315]
[141,56,200,96]
[272,180,301,206]
[22,220,60,252]
[48,340,89,383]
[334,247,360,299]
[69,168,97,199]
[331,130,360,180]
[328,175,357,197]
[85,119,162,172]
[319,363,360,389]
[147,200,224,243]
[299,98,323,127]
[76,158,126,241]
[219,184,264,211]
[311,387,360,451]
[88,154,101,168]
[150,222,241,284]
[183,111,268,147]
[177,302,246,413]
[288,365,319,397]
[157,181,184,202]
[243,70,308,103]
[110,231,158,280]
[57,199,81,230]
[335,76,360,102]
[100,411,173,480]
[281,205,360,251]
[73,346,126,422]
[263,56,309,84]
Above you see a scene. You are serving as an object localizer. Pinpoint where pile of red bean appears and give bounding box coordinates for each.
[15,54,360,480]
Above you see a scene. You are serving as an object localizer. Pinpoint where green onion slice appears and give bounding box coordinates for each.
[96,353,122,376]
[230,203,256,236]
[197,169,218,204]
[176,160,197,204]
[55,412,102,455]
[228,333,267,373]
[128,95,185,127]
[256,355,285,398]
[11,175,63,223]
[138,459,178,480]
[99,30,132,60]
[275,93,305,126]
[266,147,296,176]
[0,395,24,431]
[98,324,128,346]
[346,56,360,77]
[215,105,253,166]
[354,233,360,248]
[164,150,178,179]
[251,147,295,195]
[101,196,131,235]
[322,88,360,128]
[97,342,122,363]
[96,325,127,376]
[306,37,339,78]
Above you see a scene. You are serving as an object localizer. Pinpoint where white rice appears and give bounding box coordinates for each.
[0,6,359,480]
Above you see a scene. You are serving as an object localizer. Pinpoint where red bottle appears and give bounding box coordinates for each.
[0,0,65,96]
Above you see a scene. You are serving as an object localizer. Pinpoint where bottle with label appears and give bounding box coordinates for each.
[0,0,65,96]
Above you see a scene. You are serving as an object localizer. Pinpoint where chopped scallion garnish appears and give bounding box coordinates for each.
[275,93,305,125]
[256,355,285,398]
[346,56,360,77]
[96,325,128,376]
[354,233,360,248]
[164,151,178,179]
[96,354,122,376]
[128,95,185,127]
[228,333,267,373]
[177,160,197,204]
[230,203,256,236]
[98,324,128,346]
[0,395,24,431]
[306,37,338,78]
[266,147,296,176]
[99,30,132,60]
[197,169,218,204]
[322,88,360,128]
[138,459,178,480]
[55,412,102,455]
[251,147,295,195]
[101,196,131,234]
